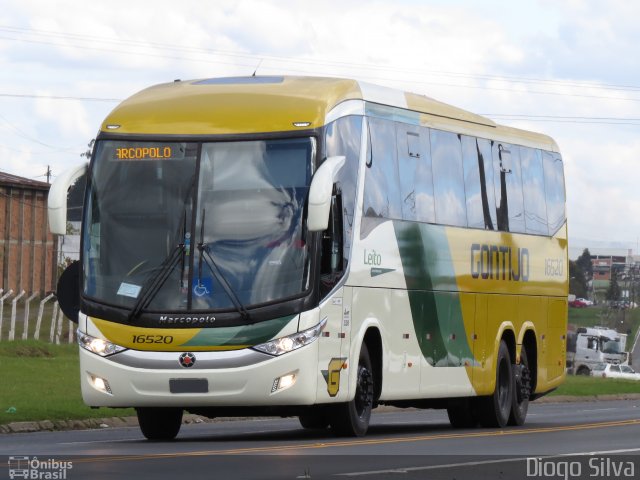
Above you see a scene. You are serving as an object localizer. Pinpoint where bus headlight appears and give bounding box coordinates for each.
[78,331,126,357]
[253,318,327,356]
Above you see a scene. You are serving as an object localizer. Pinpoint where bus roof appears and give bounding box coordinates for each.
[101,76,559,151]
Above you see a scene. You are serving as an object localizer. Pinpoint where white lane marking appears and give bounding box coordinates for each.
[337,448,640,477]
[576,408,619,412]
[337,457,532,476]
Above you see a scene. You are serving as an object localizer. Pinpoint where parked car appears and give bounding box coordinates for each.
[591,363,640,380]
[569,298,588,308]
[609,300,626,310]
[576,297,593,306]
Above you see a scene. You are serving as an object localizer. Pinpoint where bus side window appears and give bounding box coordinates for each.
[320,192,344,296]
[430,130,467,227]
[543,151,566,234]
[492,142,525,233]
[520,147,549,235]
[396,124,435,224]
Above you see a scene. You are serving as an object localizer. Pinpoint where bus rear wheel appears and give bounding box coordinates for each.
[477,340,513,428]
[509,346,531,426]
[136,407,183,440]
[330,344,374,437]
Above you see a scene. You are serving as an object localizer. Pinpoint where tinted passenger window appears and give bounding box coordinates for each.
[543,151,566,234]
[492,143,525,233]
[462,136,496,230]
[431,130,467,227]
[364,118,402,219]
[520,147,548,235]
[396,124,435,223]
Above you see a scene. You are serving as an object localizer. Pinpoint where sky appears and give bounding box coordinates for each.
[1,0,639,257]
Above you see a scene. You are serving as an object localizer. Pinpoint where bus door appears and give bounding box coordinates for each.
[316,191,352,402]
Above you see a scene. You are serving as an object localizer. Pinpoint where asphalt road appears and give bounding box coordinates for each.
[1,399,640,480]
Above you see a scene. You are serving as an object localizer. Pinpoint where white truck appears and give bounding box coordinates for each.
[566,326,628,375]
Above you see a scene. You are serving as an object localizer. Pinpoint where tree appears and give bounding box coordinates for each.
[605,270,621,302]
[576,248,593,281]
[569,260,587,298]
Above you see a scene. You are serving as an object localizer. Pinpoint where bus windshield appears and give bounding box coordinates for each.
[83,138,313,315]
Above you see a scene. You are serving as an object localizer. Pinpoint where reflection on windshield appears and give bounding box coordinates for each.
[193,139,312,310]
[83,141,197,311]
[82,137,313,315]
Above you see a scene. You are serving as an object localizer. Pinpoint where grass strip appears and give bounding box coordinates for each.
[0,341,134,424]
[549,374,640,396]
[1,340,639,425]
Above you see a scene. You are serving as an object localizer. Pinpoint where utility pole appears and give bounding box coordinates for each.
[45,165,52,184]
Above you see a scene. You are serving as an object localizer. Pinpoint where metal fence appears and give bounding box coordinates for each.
[0,289,75,344]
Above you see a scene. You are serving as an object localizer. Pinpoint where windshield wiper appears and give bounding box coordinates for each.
[126,174,197,322]
[127,242,185,322]
[127,203,190,323]
[197,209,251,322]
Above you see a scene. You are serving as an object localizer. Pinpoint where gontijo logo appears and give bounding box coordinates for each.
[470,243,530,282]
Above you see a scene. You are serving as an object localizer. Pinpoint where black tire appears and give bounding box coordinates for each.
[299,408,330,430]
[136,407,183,440]
[447,398,478,428]
[477,340,513,428]
[508,346,531,426]
[330,344,374,437]
[576,366,590,376]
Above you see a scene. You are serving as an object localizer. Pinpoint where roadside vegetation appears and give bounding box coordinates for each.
[1,339,638,426]
[568,304,640,350]
[549,374,640,396]
[0,341,134,424]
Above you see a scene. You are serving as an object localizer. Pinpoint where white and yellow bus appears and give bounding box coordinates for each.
[49,76,568,439]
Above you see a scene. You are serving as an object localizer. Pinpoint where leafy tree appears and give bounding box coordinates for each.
[576,248,593,280]
[569,260,587,298]
[605,270,621,301]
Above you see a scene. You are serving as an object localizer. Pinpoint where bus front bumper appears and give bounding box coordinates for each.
[78,342,320,408]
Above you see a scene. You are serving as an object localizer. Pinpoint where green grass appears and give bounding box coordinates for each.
[569,306,640,347]
[550,374,640,396]
[0,340,134,424]
[1,340,639,426]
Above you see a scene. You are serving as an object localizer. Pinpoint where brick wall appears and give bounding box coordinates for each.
[0,185,57,295]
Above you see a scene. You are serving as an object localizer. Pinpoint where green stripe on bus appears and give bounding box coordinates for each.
[395,222,476,367]
[182,314,297,347]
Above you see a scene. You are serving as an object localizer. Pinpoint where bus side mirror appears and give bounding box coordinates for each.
[48,163,88,235]
[307,156,345,232]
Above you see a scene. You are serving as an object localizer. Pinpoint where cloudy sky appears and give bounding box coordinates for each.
[1,0,639,256]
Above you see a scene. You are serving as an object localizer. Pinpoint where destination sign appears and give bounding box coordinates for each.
[114,146,173,160]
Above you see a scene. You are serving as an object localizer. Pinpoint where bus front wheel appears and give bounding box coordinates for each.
[299,407,330,430]
[136,407,183,440]
[477,340,513,428]
[330,344,374,437]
